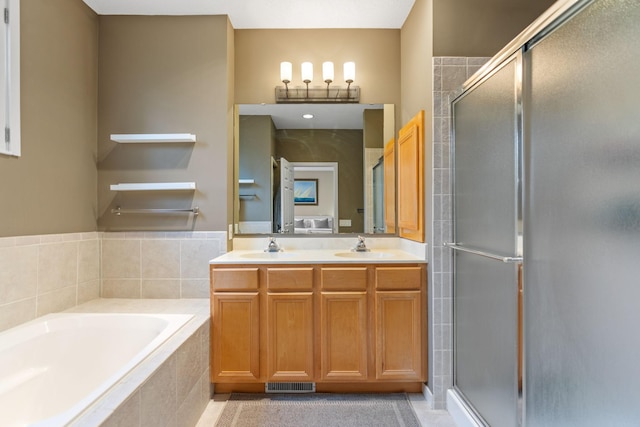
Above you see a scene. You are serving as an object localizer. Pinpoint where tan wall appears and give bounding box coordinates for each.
[401,0,435,393]
[97,16,233,233]
[239,115,275,222]
[234,29,401,107]
[433,0,556,56]
[0,0,98,237]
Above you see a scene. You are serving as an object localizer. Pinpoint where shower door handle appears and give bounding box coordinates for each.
[444,242,522,263]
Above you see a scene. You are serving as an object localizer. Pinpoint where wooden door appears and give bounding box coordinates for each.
[397,110,424,242]
[375,291,423,380]
[383,137,396,234]
[267,292,314,381]
[211,292,260,382]
[320,292,368,381]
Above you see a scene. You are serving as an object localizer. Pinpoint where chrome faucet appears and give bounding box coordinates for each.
[353,235,370,252]
[264,236,282,252]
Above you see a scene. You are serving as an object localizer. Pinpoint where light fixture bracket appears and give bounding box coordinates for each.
[275,86,360,103]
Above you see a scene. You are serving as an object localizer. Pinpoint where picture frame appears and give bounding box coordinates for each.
[294,179,318,205]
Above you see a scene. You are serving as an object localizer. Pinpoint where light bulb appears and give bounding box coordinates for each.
[301,62,313,83]
[322,62,334,83]
[280,62,292,83]
[344,61,355,83]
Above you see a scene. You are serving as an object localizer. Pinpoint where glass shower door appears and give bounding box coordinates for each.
[524,0,640,424]
[450,53,522,427]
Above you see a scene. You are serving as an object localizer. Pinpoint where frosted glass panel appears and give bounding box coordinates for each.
[455,253,519,427]
[525,0,640,425]
[453,59,518,255]
[452,55,520,426]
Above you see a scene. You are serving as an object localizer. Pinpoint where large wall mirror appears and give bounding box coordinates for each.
[234,103,396,236]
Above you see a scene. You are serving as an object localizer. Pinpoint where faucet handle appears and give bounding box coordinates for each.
[265,236,281,252]
[353,235,370,252]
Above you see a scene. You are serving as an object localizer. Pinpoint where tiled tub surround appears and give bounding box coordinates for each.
[101,231,227,300]
[64,299,210,427]
[0,231,226,333]
[0,232,101,332]
[431,57,490,408]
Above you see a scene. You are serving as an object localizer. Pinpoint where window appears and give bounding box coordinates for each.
[0,0,19,157]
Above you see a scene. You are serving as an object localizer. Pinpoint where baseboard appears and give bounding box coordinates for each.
[446,389,484,427]
[422,383,434,408]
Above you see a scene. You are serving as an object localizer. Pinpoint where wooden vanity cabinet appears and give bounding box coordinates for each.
[319,267,369,381]
[210,268,260,382]
[266,268,314,381]
[210,262,426,391]
[375,266,425,381]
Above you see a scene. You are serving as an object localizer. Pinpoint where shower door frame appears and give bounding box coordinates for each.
[449,49,524,426]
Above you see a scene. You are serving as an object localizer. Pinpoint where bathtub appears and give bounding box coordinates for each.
[0,312,193,427]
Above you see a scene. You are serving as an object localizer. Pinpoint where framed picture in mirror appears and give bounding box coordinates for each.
[294,179,318,205]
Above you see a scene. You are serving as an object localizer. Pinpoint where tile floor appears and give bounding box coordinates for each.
[195,393,457,427]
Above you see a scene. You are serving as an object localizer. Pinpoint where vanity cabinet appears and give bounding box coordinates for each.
[266,268,314,381]
[210,268,260,382]
[397,110,425,243]
[319,267,369,381]
[375,266,425,381]
[210,262,426,392]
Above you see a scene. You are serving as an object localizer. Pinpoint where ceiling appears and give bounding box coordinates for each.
[81,0,416,29]
[239,104,384,130]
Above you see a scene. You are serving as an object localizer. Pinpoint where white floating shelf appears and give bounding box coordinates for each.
[110,182,196,191]
[239,179,255,184]
[110,133,196,143]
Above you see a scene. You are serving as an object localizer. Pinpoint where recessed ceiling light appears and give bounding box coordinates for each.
[302,113,314,119]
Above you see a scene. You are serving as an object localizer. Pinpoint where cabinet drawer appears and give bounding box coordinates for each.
[211,268,259,291]
[375,266,422,290]
[321,267,368,291]
[267,268,313,291]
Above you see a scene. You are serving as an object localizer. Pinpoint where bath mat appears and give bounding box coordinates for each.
[215,393,420,427]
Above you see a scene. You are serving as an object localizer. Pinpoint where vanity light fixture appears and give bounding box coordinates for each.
[276,61,360,103]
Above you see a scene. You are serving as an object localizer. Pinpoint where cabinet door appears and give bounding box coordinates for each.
[384,137,396,234]
[320,292,368,381]
[397,110,424,242]
[267,292,314,381]
[211,292,260,382]
[375,291,423,380]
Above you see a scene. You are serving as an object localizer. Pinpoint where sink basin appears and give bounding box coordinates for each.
[334,251,395,259]
[240,252,297,259]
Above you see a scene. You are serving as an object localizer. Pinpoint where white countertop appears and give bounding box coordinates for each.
[210,248,426,264]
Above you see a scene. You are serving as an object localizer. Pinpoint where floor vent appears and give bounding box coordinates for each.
[265,382,316,393]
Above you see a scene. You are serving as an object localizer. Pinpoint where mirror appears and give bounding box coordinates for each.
[235,103,396,235]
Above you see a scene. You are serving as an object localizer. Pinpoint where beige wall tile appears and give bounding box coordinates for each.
[180,279,209,299]
[102,239,141,279]
[102,279,141,298]
[142,240,180,279]
[78,239,100,283]
[0,245,38,305]
[78,279,100,304]
[37,286,76,317]
[177,377,206,427]
[38,242,78,293]
[200,323,210,376]
[0,298,36,333]
[177,332,201,403]
[141,355,177,427]
[180,240,219,279]
[142,279,180,299]
[102,391,141,427]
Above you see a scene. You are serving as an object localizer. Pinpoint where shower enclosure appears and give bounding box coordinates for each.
[448,0,640,425]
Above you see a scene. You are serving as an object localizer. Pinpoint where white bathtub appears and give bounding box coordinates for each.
[0,312,193,427]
